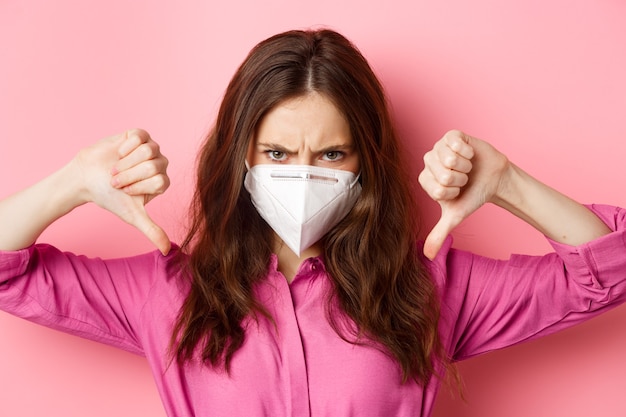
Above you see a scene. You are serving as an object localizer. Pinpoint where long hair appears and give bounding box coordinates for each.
[172,29,445,384]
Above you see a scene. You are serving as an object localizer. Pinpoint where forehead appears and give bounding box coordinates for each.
[254,93,352,147]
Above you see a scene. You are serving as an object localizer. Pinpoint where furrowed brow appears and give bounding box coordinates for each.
[256,142,297,153]
[315,143,353,153]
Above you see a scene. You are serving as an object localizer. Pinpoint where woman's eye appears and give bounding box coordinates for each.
[323,151,343,161]
[267,150,287,161]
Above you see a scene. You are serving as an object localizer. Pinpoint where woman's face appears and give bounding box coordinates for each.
[246,92,360,174]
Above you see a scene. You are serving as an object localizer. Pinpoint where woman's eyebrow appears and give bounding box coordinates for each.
[315,143,354,153]
[256,142,296,153]
[256,142,354,153]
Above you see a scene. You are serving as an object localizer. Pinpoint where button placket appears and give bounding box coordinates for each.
[269,270,312,417]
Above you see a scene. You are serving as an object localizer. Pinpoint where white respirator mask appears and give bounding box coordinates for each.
[244,163,362,256]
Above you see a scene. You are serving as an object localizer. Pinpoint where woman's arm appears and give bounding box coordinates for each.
[0,129,171,254]
[418,130,611,259]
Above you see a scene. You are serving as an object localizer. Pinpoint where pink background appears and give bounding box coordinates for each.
[1,0,625,415]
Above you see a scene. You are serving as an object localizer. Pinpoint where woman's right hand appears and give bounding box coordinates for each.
[0,129,171,253]
[72,129,171,254]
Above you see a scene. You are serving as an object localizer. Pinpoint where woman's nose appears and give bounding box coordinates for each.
[294,153,315,166]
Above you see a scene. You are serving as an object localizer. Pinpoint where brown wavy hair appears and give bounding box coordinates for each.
[172,29,445,384]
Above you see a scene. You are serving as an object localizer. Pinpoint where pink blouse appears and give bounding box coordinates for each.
[1,204,626,417]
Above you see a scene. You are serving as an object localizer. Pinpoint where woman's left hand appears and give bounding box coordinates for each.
[418,130,510,259]
[419,129,611,260]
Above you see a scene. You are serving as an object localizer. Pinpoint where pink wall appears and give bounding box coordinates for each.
[1,1,625,415]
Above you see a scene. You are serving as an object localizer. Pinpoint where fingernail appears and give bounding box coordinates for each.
[110,166,119,175]
[111,177,120,188]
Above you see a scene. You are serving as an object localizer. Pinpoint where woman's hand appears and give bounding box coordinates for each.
[419,129,610,260]
[419,130,510,259]
[73,129,171,254]
[0,129,171,253]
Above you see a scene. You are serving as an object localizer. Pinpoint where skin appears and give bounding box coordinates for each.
[0,114,611,279]
[0,129,171,254]
[418,130,611,259]
[246,92,360,281]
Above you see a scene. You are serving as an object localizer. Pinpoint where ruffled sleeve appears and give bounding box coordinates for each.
[431,204,626,361]
[0,243,177,355]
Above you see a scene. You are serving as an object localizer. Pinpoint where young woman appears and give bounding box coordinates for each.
[1,29,625,417]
